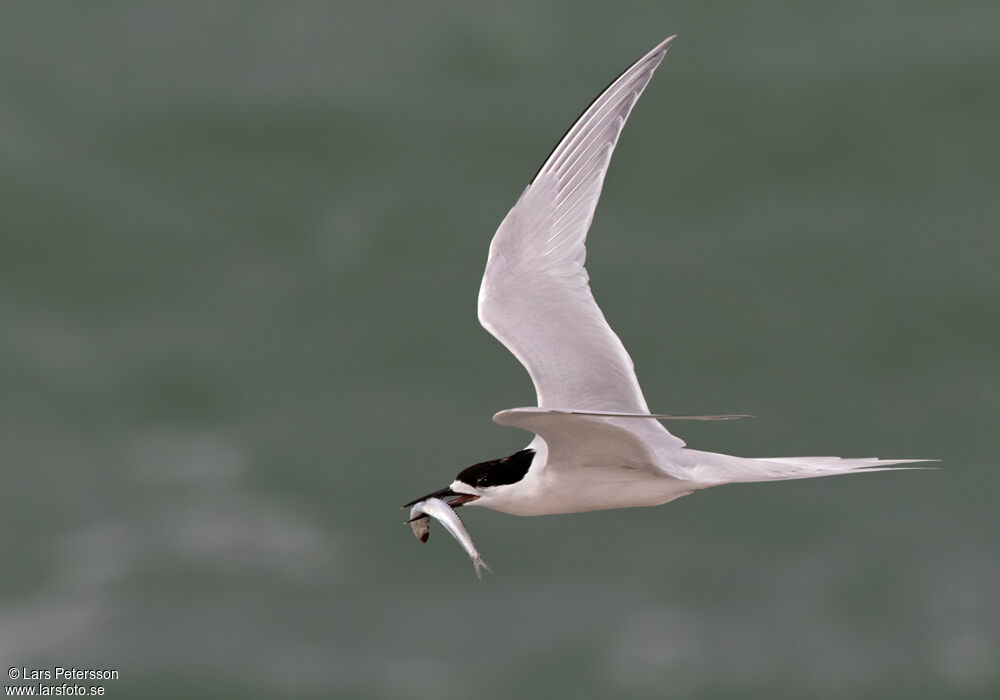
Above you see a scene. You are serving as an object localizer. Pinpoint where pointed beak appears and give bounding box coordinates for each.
[402,487,455,508]
[402,487,479,509]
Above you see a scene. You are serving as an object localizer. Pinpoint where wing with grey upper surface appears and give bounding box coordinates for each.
[477,37,681,448]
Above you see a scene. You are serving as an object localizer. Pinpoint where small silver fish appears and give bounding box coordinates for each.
[408,497,490,579]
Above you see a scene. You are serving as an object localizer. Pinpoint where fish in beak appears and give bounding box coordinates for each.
[402,487,478,510]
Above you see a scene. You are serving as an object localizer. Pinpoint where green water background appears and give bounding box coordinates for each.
[2,2,998,698]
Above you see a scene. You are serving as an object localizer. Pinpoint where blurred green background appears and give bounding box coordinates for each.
[2,2,997,698]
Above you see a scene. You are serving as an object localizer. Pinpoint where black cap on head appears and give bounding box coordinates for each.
[456,449,535,488]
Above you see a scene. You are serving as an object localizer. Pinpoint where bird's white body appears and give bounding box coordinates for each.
[410,36,928,531]
[452,417,919,516]
[456,434,697,516]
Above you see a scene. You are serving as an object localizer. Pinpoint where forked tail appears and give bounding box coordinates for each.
[700,455,937,485]
[690,452,938,487]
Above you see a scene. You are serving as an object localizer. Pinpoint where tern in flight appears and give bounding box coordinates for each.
[405,36,927,528]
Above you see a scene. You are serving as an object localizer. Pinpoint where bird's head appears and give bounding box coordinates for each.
[403,448,536,510]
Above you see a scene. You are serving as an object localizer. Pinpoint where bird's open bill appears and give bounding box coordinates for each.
[403,488,478,510]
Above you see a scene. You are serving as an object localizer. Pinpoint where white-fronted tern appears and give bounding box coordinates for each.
[404,36,931,571]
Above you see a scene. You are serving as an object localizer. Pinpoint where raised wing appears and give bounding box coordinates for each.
[478,37,675,416]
